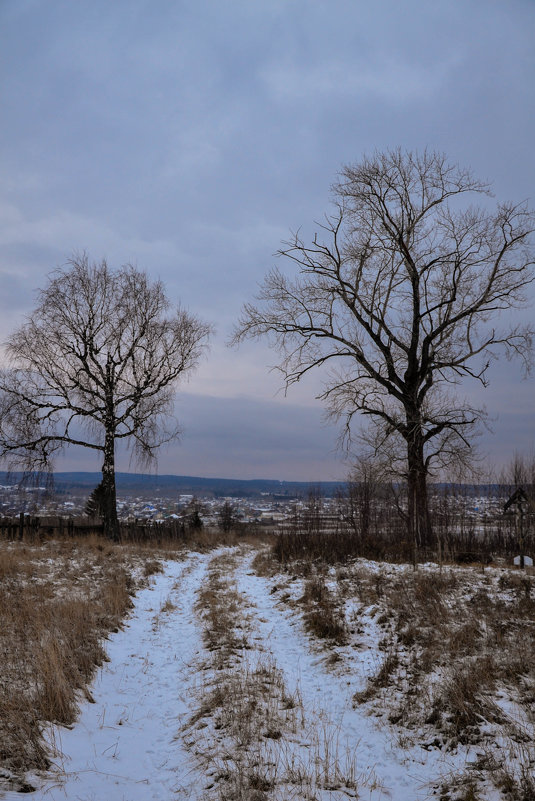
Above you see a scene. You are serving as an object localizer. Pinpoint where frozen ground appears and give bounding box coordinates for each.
[10,554,210,801]
[4,546,531,800]
[234,560,473,799]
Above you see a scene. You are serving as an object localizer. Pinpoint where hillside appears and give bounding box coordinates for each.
[4,542,533,800]
[0,471,346,499]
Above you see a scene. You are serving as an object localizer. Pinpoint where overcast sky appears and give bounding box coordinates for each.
[1,0,534,481]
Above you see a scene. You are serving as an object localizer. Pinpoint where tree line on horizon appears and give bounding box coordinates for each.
[0,149,533,543]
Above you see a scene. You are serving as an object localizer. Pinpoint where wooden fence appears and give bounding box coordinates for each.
[0,514,188,543]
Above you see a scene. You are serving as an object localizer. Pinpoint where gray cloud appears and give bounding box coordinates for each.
[1,0,534,478]
[55,393,347,482]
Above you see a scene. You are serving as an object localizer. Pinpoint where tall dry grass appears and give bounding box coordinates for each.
[0,537,155,782]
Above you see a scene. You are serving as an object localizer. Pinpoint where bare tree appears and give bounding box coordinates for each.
[303,486,323,535]
[500,449,535,501]
[345,456,382,541]
[218,500,237,533]
[0,254,211,540]
[184,496,205,531]
[233,149,535,546]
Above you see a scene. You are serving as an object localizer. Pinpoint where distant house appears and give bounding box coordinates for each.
[504,487,534,568]
[503,487,535,515]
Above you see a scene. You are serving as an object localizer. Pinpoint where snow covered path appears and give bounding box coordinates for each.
[24,553,210,801]
[235,553,467,801]
[8,546,482,801]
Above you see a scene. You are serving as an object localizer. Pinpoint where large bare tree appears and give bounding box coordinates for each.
[233,150,535,546]
[0,254,211,539]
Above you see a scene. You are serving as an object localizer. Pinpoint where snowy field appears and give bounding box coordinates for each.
[1,544,534,801]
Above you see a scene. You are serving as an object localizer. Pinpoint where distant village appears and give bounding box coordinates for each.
[0,481,322,527]
[0,479,513,531]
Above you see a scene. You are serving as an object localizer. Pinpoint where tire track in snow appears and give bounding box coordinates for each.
[23,552,211,801]
[235,549,466,801]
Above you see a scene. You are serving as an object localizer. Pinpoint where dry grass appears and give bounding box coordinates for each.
[188,549,301,799]
[0,532,269,791]
[345,566,535,745]
[187,547,369,801]
[183,526,275,553]
[345,564,535,798]
[273,522,412,565]
[195,550,250,667]
[253,554,350,649]
[298,574,349,645]
[267,546,535,799]
[0,536,161,788]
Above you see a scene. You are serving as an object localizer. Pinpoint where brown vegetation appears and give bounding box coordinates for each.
[0,526,272,788]
[298,574,349,645]
[187,549,304,800]
[273,480,534,567]
[334,565,535,752]
[187,547,366,800]
[0,538,146,779]
[263,539,535,800]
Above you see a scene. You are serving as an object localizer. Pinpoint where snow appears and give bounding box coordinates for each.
[234,556,474,800]
[16,554,211,801]
[4,546,528,800]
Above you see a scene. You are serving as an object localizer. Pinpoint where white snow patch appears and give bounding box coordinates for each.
[20,553,211,801]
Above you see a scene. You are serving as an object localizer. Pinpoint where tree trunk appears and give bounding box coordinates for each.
[101,428,119,541]
[406,419,433,549]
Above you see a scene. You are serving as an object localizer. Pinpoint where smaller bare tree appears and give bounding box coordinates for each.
[0,254,211,540]
[500,450,535,496]
[303,486,323,535]
[218,500,237,533]
[345,457,382,540]
[185,496,205,531]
